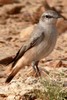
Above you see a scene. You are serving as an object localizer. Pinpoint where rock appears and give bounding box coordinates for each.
[7,95,15,100]
[57,19,67,35]
[0,0,19,5]
[3,4,23,14]
[25,77,37,85]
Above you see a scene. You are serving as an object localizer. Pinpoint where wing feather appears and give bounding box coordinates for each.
[10,26,45,67]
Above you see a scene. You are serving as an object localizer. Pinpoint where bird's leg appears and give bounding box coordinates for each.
[32,61,36,72]
[35,61,41,76]
[32,61,41,76]
[32,61,50,77]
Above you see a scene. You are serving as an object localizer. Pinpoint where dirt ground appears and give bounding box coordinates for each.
[0,0,67,100]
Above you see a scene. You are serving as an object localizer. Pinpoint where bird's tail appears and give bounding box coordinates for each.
[5,56,28,83]
[5,66,20,83]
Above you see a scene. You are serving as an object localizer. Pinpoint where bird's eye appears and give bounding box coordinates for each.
[45,15,52,18]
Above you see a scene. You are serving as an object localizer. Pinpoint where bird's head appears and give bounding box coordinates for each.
[39,10,61,26]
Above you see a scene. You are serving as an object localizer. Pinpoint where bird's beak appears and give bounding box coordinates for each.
[58,15,62,18]
[58,14,67,20]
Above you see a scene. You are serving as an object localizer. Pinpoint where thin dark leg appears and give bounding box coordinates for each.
[32,61,41,76]
[32,61,36,72]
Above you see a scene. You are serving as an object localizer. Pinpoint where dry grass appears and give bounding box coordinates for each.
[33,69,67,100]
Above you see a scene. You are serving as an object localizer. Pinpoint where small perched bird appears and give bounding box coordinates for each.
[6,10,61,83]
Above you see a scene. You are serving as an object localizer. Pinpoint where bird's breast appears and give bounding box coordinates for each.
[35,31,57,60]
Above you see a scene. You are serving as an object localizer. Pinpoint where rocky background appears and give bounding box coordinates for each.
[0,0,67,100]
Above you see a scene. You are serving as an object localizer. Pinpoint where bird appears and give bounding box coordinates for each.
[5,10,61,83]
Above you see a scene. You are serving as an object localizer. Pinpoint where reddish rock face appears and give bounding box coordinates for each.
[0,0,17,5]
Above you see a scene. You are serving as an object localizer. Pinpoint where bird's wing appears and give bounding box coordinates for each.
[11,26,45,67]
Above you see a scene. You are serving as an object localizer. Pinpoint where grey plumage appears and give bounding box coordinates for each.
[6,10,61,83]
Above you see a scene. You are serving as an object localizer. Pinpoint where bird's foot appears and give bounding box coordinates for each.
[35,67,49,77]
[35,67,41,77]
